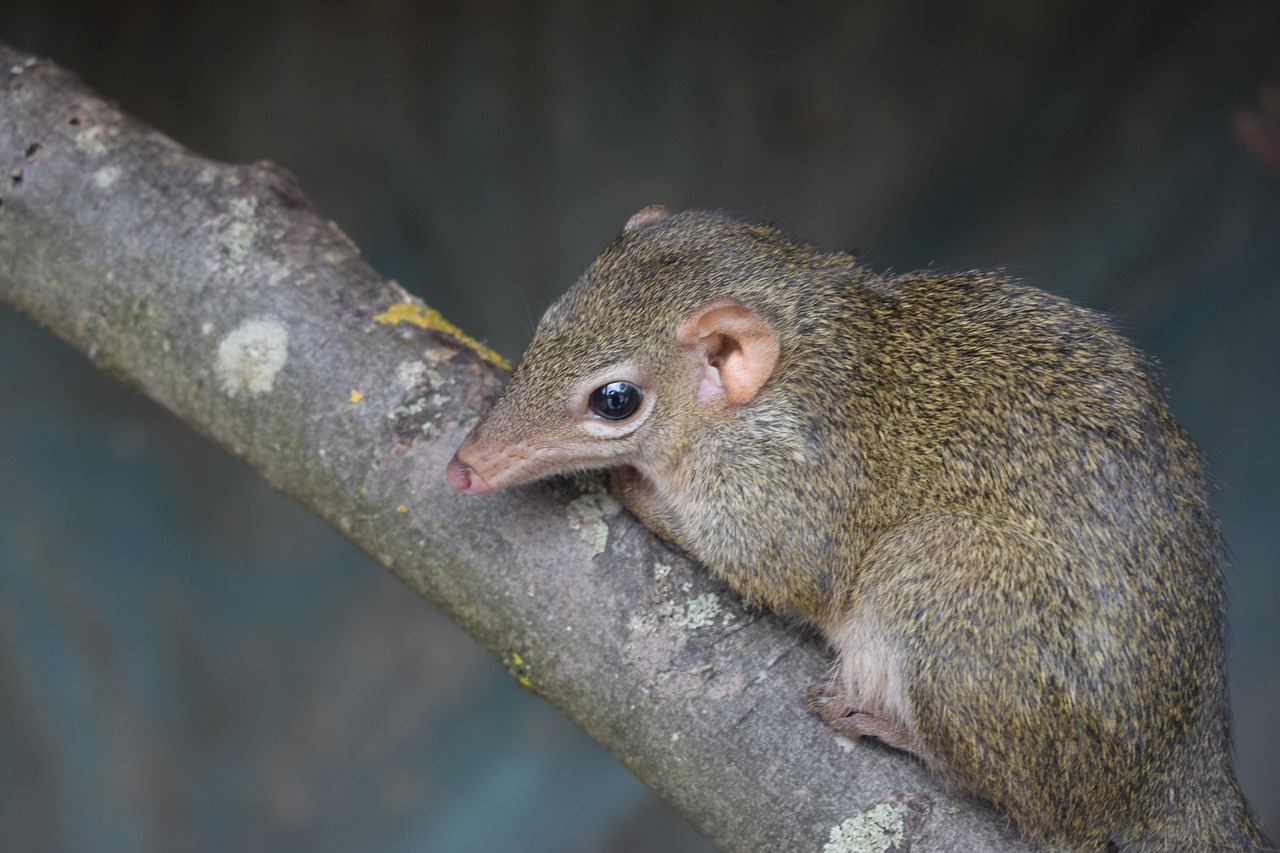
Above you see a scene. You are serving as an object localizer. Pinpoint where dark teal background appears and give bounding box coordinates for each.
[2,2,1278,850]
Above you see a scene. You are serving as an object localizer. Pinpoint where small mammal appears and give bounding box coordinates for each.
[447,205,1271,851]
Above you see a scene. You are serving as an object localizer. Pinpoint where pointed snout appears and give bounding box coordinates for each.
[446,452,494,495]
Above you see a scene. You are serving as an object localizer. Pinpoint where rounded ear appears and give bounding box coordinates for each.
[624,204,670,233]
[678,299,780,406]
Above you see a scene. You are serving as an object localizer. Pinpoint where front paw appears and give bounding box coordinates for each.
[806,680,857,724]
[608,466,644,505]
[609,467,680,542]
[806,681,913,751]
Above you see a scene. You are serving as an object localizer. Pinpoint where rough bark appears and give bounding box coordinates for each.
[0,42,1043,852]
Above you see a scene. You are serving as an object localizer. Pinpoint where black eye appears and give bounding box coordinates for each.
[589,381,643,420]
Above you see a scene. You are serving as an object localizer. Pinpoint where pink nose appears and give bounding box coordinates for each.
[446,455,493,495]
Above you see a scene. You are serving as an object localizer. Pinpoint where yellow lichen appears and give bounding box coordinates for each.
[507,651,533,688]
[373,301,511,371]
[349,389,364,403]
[396,504,408,513]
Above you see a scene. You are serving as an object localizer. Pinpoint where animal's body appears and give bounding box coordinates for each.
[447,206,1270,851]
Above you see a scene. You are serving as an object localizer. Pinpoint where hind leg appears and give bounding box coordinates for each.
[807,608,921,755]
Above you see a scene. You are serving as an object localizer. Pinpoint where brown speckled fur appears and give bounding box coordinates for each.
[451,207,1271,851]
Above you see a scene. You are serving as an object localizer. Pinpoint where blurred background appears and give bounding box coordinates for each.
[1,2,1278,850]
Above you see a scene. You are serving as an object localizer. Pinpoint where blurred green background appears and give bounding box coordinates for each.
[1,2,1277,850]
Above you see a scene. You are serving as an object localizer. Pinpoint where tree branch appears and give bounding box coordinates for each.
[0,42,1040,852]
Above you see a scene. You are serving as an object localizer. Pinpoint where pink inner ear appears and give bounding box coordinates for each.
[680,300,780,407]
[695,360,726,401]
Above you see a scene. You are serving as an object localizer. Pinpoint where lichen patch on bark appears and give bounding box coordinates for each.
[216,317,289,396]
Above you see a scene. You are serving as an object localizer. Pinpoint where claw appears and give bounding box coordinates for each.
[805,680,857,723]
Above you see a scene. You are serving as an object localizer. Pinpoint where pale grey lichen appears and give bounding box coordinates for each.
[222,197,258,272]
[92,165,121,188]
[388,398,428,420]
[396,359,428,391]
[216,318,289,397]
[567,494,608,557]
[823,802,906,853]
[679,593,723,630]
[75,125,109,156]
